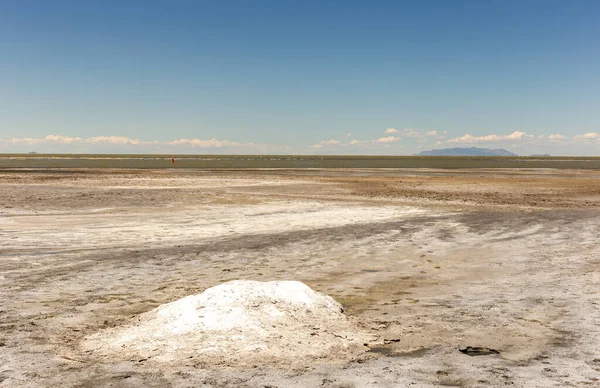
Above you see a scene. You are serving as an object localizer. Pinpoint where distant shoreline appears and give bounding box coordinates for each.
[1,154,600,169]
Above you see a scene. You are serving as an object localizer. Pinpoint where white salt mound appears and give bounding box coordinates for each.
[83,280,373,365]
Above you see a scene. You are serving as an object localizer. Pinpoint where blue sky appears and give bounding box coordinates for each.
[1,0,599,155]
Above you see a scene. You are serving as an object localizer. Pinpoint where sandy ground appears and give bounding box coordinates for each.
[1,168,600,387]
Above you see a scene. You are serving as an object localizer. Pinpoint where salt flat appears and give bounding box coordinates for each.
[1,168,599,387]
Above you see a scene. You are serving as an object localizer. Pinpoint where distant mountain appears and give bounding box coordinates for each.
[418,147,518,156]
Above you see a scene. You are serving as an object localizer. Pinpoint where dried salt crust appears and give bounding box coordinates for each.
[83,280,375,365]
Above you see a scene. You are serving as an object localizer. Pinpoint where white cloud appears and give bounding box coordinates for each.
[373,136,400,143]
[88,136,142,145]
[505,130,528,140]
[0,134,272,152]
[309,139,341,149]
[346,133,352,137]
[549,134,566,141]
[7,134,138,146]
[323,139,341,145]
[573,132,599,140]
[384,128,441,138]
[401,128,421,137]
[447,130,531,144]
[448,134,496,143]
[168,138,241,148]
[44,135,84,143]
[345,128,442,148]
[7,134,87,145]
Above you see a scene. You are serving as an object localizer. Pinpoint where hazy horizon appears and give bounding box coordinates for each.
[3,148,600,157]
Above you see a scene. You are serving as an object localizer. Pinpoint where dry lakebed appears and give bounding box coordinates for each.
[1,167,600,387]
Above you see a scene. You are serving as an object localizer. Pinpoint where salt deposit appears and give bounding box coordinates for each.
[83,280,375,366]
